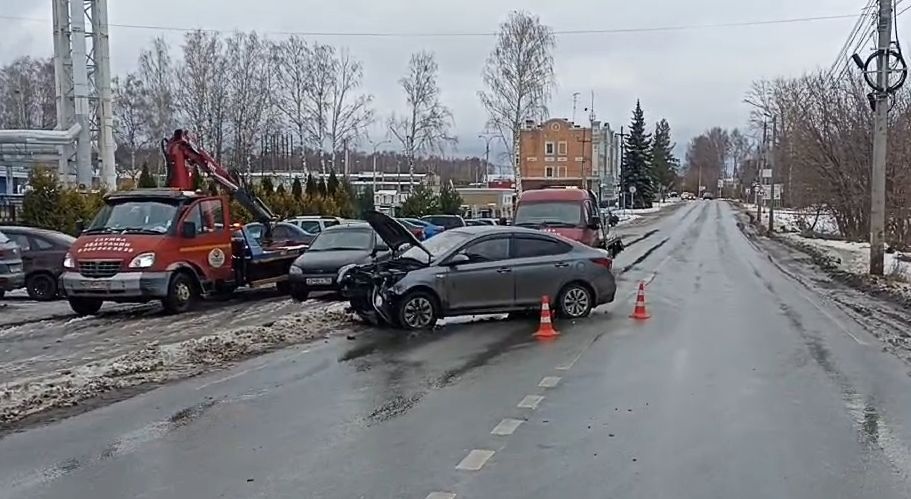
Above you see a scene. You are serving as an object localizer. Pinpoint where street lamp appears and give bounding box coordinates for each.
[478,134,497,185]
[370,139,391,195]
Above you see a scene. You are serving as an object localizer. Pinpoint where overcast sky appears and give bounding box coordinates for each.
[0,0,890,162]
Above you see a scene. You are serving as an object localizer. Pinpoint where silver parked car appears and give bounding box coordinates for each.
[0,229,25,299]
[339,211,619,330]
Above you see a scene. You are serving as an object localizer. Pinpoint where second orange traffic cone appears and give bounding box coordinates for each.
[533,295,560,339]
[630,281,651,320]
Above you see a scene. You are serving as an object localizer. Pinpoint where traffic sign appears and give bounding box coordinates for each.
[628,185,637,194]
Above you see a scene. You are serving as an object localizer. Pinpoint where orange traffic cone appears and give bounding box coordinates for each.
[533,296,560,339]
[630,281,651,320]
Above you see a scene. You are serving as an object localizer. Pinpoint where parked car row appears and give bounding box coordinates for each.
[0,226,73,300]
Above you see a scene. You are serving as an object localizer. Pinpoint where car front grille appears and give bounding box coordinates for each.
[79,260,122,278]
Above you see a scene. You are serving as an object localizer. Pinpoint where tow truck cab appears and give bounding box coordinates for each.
[60,189,303,315]
[514,188,623,255]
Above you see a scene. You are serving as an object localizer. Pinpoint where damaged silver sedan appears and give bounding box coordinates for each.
[338,211,620,330]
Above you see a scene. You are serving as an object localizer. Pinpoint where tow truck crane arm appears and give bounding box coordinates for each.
[161,129,276,225]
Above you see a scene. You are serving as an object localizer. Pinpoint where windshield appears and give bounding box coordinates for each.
[401,228,472,262]
[86,200,178,234]
[308,229,373,251]
[514,201,583,228]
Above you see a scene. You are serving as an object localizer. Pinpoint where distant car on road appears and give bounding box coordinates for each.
[340,211,618,330]
[0,226,74,300]
[702,192,715,200]
[399,218,444,239]
[421,214,466,231]
[396,218,428,240]
[0,229,25,299]
[464,219,489,227]
[288,222,392,301]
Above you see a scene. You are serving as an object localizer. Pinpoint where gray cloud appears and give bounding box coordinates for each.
[0,0,882,161]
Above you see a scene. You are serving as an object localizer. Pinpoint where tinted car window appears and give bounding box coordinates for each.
[461,237,509,263]
[32,237,55,250]
[423,216,464,229]
[324,220,340,228]
[513,236,572,258]
[309,229,373,251]
[272,225,292,240]
[298,221,321,233]
[9,233,30,251]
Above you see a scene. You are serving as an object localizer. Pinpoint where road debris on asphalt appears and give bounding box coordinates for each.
[1,303,356,426]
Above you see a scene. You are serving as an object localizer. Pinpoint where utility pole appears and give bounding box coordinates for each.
[758,121,767,224]
[870,0,893,275]
[572,92,581,123]
[768,116,777,233]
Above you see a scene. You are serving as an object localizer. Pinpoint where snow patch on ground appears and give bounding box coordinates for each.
[0,303,356,426]
[613,200,680,226]
[742,204,841,236]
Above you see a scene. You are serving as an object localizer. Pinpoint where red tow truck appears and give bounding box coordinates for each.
[60,129,306,315]
[513,187,623,256]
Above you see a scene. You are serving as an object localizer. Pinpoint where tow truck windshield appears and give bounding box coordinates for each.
[86,200,178,235]
[513,201,583,228]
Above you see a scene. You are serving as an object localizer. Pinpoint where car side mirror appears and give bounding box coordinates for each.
[181,221,197,238]
[74,219,85,234]
[447,253,470,266]
[588,217,601,229]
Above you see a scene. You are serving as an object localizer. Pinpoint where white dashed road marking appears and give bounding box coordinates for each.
[517,395,544,409]
[491,418,524,436]
[456,449,495,471]
[426,493,456,499]
[538,376,561,388]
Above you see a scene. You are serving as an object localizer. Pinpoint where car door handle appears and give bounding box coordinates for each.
[496,267,512,274]
[554,262,570,268]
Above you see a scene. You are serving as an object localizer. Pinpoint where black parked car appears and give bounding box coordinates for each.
[0,226,74,300]
[287,223,392,301]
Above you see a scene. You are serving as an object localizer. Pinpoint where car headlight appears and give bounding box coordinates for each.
[128,252,156,269]
[337,264,356,282]
[63,252,75,269]
[289,265,303,275]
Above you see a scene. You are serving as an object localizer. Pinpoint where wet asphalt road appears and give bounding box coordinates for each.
[2,201,911,498]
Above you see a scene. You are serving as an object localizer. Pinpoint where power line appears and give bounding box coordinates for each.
[0,12,862,38]
[827,0,876,79]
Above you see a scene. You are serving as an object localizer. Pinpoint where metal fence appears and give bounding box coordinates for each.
[0,195,22,223]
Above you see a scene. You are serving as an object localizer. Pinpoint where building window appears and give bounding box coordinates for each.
[545,142,555,155]
[545,166,555,178]
[557,141,567,155]
[557,165,568,177]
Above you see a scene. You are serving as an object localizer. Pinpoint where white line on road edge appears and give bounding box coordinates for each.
[426,493,456,499]
[517,395,544,409]
[538,376,561,388]
[491,418,524,436]
[456,449,495,471]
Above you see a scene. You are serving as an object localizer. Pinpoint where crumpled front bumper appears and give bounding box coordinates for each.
[61,271,172,300]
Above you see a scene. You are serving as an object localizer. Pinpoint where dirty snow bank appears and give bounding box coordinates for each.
[779,233,911,304]
[0,303,355,426]
[613,200,680,226]
[741,204,840,236]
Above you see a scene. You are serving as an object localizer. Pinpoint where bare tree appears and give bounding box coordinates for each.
[178,30,229,161]
[225,31,272,171]
[274,36,312,164]
[112,72,150,180]
[304,42,336,172]
[0,57,56,129]
[389,51,455,186]
[478,11,555,191]
[328,49,374,168]
[138,37,176,176]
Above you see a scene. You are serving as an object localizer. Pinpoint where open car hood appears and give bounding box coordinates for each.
[364,210,432,259]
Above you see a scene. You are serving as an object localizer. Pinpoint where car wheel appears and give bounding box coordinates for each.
[290,284,309,302]
[161,272,198,314]
[396,291,438,330]
[26,273,58,301]
[276,281,291,295]
[557,283,594,319]
[0,290,5,299]
[68,297,103,316]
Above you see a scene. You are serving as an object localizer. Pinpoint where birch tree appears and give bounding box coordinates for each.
[304,43,335,172]
[112,73,150,180]
[137,37,176,145]
[328,49,374,167]
[275,36,312,163]
[478,11,555,191]
[389,51,454,185]
[225,31,272,171]
[0,57,55,129]
[179,30,229,161]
